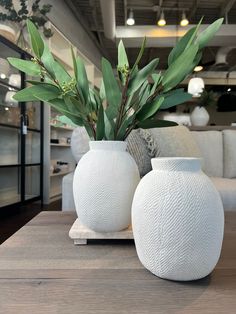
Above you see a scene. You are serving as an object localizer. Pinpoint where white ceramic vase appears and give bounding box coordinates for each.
[132,157,224,281]
[190,106,210,126]
[73,141,140,232]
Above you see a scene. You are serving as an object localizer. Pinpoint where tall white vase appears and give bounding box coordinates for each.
[73,141,140,232]
[132,157,224,281]
[190,106,210,126]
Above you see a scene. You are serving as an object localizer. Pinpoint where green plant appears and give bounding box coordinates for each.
[0,0,53,38]
[198,90,217,107]
[8,18,223,140]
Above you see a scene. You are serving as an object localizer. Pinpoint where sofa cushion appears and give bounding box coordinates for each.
[126,129,156,177]
[210,177,236,211]
[149,125,203,164]
[222,130,236,179]
[191,131,223,178]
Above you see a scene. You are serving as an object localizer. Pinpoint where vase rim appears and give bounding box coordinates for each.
[89,140,127,151]
[151,157,202,172]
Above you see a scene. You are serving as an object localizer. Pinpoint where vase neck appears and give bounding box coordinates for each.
[151,157,201,172]
[89,141,127,152]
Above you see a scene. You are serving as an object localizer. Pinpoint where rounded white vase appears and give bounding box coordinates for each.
[132,157,224,281]
[190,106,210,126]
[73,141,140,232]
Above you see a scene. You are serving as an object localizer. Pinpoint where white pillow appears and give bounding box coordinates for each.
[223,130,236,178]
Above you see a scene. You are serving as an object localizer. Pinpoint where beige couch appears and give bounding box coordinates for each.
[62,126,236,211]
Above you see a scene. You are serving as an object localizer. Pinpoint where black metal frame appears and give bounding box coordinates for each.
[0,35,44,215]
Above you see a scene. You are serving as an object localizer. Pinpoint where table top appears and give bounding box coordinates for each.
[0,211,235,314]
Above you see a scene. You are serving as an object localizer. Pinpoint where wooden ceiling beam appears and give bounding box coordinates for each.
[188,0,199,20]
[64,0,109,60]
[220,0,236,16]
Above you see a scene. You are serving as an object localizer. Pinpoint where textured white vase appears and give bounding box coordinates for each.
[73,141,140,232]
[132,157,224,281]
[190,106,210,126]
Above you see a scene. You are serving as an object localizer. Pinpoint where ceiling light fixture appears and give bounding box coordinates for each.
[194,65,203,72]
[180,11,189,27]
[157,11,166,27]
[188,77,205,98]
[126,9,135,26]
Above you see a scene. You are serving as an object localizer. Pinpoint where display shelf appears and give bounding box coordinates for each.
[50,124,74,131]
[50,143,71,147]
[50,170,72,177]
[0,194,21,207]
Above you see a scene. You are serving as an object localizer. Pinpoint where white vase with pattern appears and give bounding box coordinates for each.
[190,106,210,126]
[73,141,140,232]
[132,157,224,281]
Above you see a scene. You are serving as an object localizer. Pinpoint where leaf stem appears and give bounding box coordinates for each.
[114,73,130,139]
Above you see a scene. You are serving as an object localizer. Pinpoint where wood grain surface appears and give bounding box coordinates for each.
[0,211,235,314]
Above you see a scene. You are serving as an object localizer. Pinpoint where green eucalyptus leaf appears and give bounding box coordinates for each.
[139,82,151,107]
[162,44,198,91]
[7,58,41,76]
[96,104,105,140]
[150,72,162,95]
[118,40,129,68]
[49,98,85,127]
[63,95,87,117]
[128,58,159,96]
[168,17,203,66]
[76,57,89,104]
[27,19,44,58]
[41,42,55,79]
[13,84,61,102]
[71,46,78,81]
[161,90,192,109]
[102,57,122,120]
[136,119,178,129]
[57,115,78,128]
[131,37,146,74]
[99,79,106,100]
[53,59,71,85]
[168,27,197,66]
[116,115,134,140]
[104,111,115,140]
[136,96,164,121]
[70,96,89,116]
[197,18,224,49]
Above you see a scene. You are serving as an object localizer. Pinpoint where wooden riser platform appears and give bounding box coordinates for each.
[69,219,133,245]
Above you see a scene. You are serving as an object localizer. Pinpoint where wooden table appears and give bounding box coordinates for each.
[0,211,235,314]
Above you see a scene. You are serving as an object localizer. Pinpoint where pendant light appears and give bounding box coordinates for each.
[157,11,166,27]
[188,77,205,98]
[126,9,135,26]
[180,11,189,27]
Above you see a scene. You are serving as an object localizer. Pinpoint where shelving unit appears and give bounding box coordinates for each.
[50,143,71,147]
[43,106,76,204]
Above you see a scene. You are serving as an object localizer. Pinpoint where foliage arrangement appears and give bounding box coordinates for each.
[0,0,52,37]
[8,18,223,140]
[198,90,217,107]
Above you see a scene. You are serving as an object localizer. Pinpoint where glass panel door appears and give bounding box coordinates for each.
[0,37,43,211]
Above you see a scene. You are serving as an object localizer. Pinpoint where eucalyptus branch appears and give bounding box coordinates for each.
[114,73,130,138]
[146,83,163,103]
